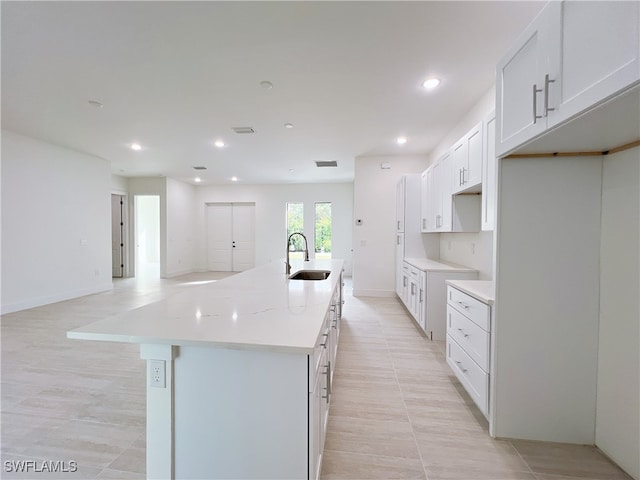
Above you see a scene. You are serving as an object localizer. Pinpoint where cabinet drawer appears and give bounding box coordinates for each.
[447,287,490,331]
[447,305,490,371]
[446,335,489,417]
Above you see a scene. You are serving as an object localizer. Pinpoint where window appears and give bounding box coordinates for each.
[314,202,332,259]
[286,202,304,259]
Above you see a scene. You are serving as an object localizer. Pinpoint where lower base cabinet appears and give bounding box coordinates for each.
[398,259,478,341]
[445,283,492,419]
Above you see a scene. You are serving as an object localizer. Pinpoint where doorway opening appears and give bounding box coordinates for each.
[134,195,160,279]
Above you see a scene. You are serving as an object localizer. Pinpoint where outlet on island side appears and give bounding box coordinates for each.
[149,359,166,388]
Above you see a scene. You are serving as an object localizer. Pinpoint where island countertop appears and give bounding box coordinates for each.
[68,259,344,355]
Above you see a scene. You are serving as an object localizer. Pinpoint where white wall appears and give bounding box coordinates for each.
[596,147,639,479]
[352,154,428,295]
[166,178,197,277]
[430,87,496,280]
[194,183,353,275]
[111,174,128,193]
[1,130,112,314]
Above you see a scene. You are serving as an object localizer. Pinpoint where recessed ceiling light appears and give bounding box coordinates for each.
[88,100,103,108]
[397,136,408,145]
[422,77,441,89]
[260,80,273,89]
[194,177,202,183]
[131,143,142,151]
[231,176,238,182]
[284,123,294,129]
[214,140,225,148]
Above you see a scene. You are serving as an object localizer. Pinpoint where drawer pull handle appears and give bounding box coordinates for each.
[320,332,329,348]
[457,301,470,309]
[455,360,468,373]
[457,328,469,338]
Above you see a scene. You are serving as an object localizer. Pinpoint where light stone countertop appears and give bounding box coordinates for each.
[404,257,478,273]
[68,259,344,355]
[446,279,495,305]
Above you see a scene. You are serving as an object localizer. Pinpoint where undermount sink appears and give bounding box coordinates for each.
[289,270,331,281]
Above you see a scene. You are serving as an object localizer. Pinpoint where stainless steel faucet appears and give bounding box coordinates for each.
[286,232,309,274]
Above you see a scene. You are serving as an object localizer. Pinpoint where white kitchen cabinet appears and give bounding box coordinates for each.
[433,151,453,231]
[395,232,405,297]
[452,121,483,194]
[422,149,480,234]
[496,0,640,157]
[420,168,432,233]
[309,274,342,480]
[481,112,496,231]
[551,1,640,130]
[396,176,406,232]
[402,258,478,341]
[446,283,492,419]
[400,261,421,318]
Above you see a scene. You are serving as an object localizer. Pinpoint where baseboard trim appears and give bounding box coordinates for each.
[1,283,114,315]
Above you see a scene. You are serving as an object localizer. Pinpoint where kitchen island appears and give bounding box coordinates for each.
[68,259,344,480]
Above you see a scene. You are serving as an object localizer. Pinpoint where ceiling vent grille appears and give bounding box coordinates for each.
[232,127,255,134]
[316,161,338,167]
[192,166,207,170]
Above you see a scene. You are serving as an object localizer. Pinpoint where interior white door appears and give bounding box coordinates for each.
[206,204,233,271]
[111,194,124,277]
[231,204,255,272]
[206,203,255,272]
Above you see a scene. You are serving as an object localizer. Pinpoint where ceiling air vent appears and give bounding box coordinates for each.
[316,161,338,167]
[232,127,255,134]
[192,166,207,170]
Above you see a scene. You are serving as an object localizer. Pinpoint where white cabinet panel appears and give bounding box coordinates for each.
[496,0,639,157]
[447,334,489,417]
[396,177,405,232]
[453,122,483,194]
[482,113,497,231]
[552,1,640,129]
[496,2,558,156]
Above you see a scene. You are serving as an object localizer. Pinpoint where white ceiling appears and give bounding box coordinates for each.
[1,1,544,185]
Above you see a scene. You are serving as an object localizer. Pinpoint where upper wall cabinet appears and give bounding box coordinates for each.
[496,0,640,157]
[452,121,483,194]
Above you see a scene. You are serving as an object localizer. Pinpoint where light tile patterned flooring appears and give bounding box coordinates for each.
[0,273,632,480]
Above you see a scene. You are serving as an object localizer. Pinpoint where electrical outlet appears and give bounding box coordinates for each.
[149,360,166,388]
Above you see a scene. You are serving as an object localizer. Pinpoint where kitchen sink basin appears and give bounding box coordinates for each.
[289,270,331,281]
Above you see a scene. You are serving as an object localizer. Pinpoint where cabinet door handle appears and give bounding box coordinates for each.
[532,84,543,124]
[397,220,401,230]
[419,289,423,303]
[457,301,470,310]
[422,218,426,229]
[403,277,407,287]
[462,167,467,185]
[320,332,329,348]
[544,74,555,117]
[457,327,469,338]
[322,362,331,402]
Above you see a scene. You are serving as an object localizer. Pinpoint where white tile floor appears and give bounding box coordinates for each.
[0,272,632,480]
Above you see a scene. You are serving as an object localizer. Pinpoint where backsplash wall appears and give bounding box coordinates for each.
[438,231,494,280]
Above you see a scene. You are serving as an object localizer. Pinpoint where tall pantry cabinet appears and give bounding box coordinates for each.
[492,1,639,478]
